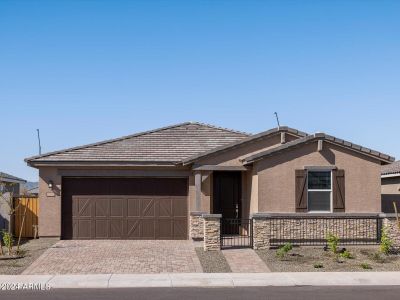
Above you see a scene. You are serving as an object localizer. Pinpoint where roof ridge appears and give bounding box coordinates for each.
[25,121,248,162]
[25,122,194,162]
[188,121,251,136]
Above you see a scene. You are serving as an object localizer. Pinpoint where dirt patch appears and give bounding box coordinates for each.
[0,238,58,275]
[256,245,400,272]
[195,247,231,273]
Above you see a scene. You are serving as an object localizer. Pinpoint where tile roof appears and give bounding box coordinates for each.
[182,126,308,165]
[242,133,395,165]
[382,161,400,176]
[25,122,249,165]
[0,172,26,183]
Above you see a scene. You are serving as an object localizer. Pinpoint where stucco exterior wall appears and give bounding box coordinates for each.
[0,183,21,231]
[255,141,382,213]
[38,167,62,237]
[195,133,299,167]
[381,176,400,213]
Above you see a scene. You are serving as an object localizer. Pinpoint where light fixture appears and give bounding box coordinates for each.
[48,180,53,189]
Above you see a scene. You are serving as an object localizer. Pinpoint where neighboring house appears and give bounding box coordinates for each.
[25,122,394,240]
[0,172,27,230]
[22,182,39,196]
[381,161,400,213]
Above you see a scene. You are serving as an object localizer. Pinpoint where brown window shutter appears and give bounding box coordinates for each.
[333,169,345,212]
[295,169,308,212]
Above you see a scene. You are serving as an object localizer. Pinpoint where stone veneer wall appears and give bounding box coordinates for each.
[382,217,400,251]
[190,212,206,240]
[253,214,380,250]
[203,214,221,251]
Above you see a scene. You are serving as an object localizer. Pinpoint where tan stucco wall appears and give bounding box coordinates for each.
[195,133,299,167]
[38,167,62,237]
[381,176,400,213]
[255,141,382,213]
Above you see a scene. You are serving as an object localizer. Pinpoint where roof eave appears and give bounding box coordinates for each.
[242,135,395,165]
[26,160,182,168]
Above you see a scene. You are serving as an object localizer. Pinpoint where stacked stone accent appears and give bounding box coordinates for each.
[253,218,272,250]
[203,214,221,251]
[252,213,380,249]
[189,212,206,240]
[382,216,400,251]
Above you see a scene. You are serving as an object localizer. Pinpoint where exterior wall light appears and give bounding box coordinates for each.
[48,180,53,189]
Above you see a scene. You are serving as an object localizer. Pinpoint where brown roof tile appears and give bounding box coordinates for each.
[382,161,400,176]
[25,122,249,165]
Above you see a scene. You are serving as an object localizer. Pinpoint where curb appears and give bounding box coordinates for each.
[1,272,400,289]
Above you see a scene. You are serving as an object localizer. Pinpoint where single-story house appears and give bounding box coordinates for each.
[382,161,400,213]
[25,122,395,240]
[0,172,27,230]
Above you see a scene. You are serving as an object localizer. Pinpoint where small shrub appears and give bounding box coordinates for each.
[313,263,324,269]
[1,230,14,255]
[326,233,339,254]
[339,250,354,259]
[370,252,386,263]
[276,243,293,259]
[360,262,372,270]
[380,226,392,255]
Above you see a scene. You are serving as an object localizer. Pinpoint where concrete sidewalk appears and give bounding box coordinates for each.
[1,272,400,289]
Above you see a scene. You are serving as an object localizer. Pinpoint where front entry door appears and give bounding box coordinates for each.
[213,172,241,219]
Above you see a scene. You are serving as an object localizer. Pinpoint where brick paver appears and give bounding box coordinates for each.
[222,249,271,273]
[23,240,203,275]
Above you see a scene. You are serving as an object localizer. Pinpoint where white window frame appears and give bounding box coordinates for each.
[307,169,333,213]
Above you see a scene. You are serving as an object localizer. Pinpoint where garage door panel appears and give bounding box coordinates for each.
[95,219,109,238]
[110,198,124,217]
[126,219,141,238]
[63,178,188,240]
[95,198,109,217]
[110,219,124,238]
[174,219,187,239]
[159,198,172,217]
[77,197,92,217]
[158,219,173,239]
[77,219,92,239]
[127,198,140,217]
[141,198,156,217]
[141,219,156,238]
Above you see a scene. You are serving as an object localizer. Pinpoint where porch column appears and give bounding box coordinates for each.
[195,171,202,211]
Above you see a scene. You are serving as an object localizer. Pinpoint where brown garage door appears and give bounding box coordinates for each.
[62,177,188,240]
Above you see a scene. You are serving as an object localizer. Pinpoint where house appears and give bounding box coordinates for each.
[25,122,394,241]
[0,172,27,230]
[382,161,400,213]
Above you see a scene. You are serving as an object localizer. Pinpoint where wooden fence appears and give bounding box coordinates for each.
[13,197,39,238]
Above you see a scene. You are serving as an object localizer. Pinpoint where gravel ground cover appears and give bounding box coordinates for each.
[256,245,400,272]
[195,247,231,273]
[0,238,58,275]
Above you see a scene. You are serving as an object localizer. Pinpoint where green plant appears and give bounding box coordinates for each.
[370,252,386,263]
[313,263,324,269]
[276,243,293,259]
[1,230,14,255]
[326,233,339,254]
[339,250,354,259]
[360,262,372,270]
[380,226,392,255]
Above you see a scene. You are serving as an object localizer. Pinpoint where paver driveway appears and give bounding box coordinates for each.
[22,240,203,275]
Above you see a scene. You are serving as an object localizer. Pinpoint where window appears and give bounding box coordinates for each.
[308,171,332,212]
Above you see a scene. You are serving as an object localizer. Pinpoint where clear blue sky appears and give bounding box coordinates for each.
[1,1,399,181]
